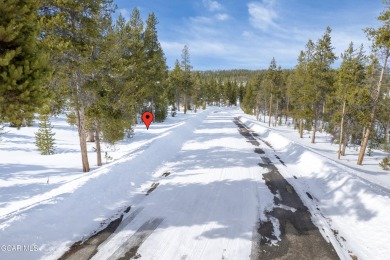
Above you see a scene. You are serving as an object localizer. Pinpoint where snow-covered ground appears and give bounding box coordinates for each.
[0,107,389,260]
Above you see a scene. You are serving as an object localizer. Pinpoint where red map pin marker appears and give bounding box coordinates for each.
[142,112,154,130]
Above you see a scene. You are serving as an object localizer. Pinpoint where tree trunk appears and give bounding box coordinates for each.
[293,118,296,130]
[321,102,326,132]
[358,50,389,165]
[274,98,278,127]
[184,92,187,114]
[311,119,317,144]
[268,93,272,127]
[299,119,303,138]
[152,97,155,122]
[76,108,90,172]
[361,127,366,146]
[263,96,266,123]
[385,122,390,152]
[285,96,289,125]
[176,91,180,111]
[95,124,102,166]
[338,100,346,159]
[87,129,95,142]
[342,139,347,156]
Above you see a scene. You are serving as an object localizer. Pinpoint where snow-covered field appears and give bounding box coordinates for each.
[0,107,389,260]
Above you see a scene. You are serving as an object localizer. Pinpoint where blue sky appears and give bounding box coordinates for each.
[113,0,384,71]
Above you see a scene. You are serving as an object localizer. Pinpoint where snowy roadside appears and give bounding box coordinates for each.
[0,117,187,223]
[238,114,390,260]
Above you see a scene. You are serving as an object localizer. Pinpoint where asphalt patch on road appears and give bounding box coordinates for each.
[233,118,339,260]
[274,155,286,166]
[279,159,286,166]
[59,209,127,260]
[258,162,338,259]
[59,206,145,260]
[146,182,159,195]
[233,120,260,146]
[162,171,171,177]
[109,218,164,259]
[255,148,265,154]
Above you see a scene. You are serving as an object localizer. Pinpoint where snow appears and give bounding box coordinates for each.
[0,107,389,260]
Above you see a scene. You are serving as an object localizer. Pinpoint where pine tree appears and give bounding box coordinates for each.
[242,79,257,115]
[192,72,202,112]
[143,12,168,121]
[262,58,279,127]
[168,60,184,110]
[289,41,316,138]
[181,45,193,114]
[238,81,245,105]
[376,81,390,151]
[84,19,129,166]
[358,1,390,165]
[273,66,285,127]
[281,70,291,125]
[229,80,238,106]
[288,52,305,136]
[335,43,366,159]
[35,114,56,155]
[122,8,145,117]
[0,0,51,127]
[112,12,140,127]
[311,27,337,143]
[40,0,115,172]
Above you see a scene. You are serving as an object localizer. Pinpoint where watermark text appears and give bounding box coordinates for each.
[1,244,39,252]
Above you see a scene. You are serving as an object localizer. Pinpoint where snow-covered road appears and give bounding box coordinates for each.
[91,111,268,259]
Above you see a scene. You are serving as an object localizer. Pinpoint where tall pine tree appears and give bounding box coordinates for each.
[311,27,337,143]
[41,0,115,172]
[181,45,193,114]
[168,60,183,110]
[335,43,367,159]
[358,1,390,165]
[0,0,51,127]
[143,13,168,121]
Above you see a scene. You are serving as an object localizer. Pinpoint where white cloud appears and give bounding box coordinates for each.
[248,1,278,31]
[164,1,363,70]
[216,13,229,21]
[203,0,222,12]
[119,8,130,19]
[189,16,213,24]
[331,29,371,58]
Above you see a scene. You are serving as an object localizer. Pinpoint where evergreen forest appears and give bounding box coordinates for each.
[1,0,389,171]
